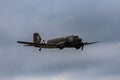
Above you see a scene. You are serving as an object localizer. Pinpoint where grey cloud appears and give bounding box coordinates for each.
[58,0,120,42]
[0,42,120,78]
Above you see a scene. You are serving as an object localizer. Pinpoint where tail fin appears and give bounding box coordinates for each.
[33,33,41,43]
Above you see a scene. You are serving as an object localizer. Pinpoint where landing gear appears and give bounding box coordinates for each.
[39,40,45,51]
[75,45,80,49]
[39,48,41,51]
[58,45,64,50]
[59,47,64,50]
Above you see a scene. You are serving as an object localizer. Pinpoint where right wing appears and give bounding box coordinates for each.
[17,41,58,48]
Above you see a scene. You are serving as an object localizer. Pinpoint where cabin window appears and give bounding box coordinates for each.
[68,36,74,42]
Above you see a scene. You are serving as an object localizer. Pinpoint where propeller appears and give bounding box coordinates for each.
[80,41,101,51]
[81,42,84,51]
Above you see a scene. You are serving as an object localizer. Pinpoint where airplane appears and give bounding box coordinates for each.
[17,33,100,51]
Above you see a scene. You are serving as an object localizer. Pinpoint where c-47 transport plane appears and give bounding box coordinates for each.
[17,33,100,51]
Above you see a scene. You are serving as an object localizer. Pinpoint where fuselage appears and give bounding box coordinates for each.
[47,35,82,48]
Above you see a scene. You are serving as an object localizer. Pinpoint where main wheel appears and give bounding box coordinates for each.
[75,45,80,49]
[39,48,41,51]
[58,45,64,50]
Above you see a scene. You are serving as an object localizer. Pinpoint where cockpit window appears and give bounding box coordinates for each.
[74,36,79,38]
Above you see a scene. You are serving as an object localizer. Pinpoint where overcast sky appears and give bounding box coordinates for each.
[0,0,120,80]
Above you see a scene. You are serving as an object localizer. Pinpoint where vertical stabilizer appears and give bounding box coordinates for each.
[33,33,41,43]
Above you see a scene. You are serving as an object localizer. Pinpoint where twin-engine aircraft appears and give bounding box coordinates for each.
[17,33,100,51]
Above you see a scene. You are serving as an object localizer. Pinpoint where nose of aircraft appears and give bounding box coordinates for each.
[75,38,82,42]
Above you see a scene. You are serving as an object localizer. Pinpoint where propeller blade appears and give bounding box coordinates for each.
[81,46,84,51]
[81,42,84,51]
